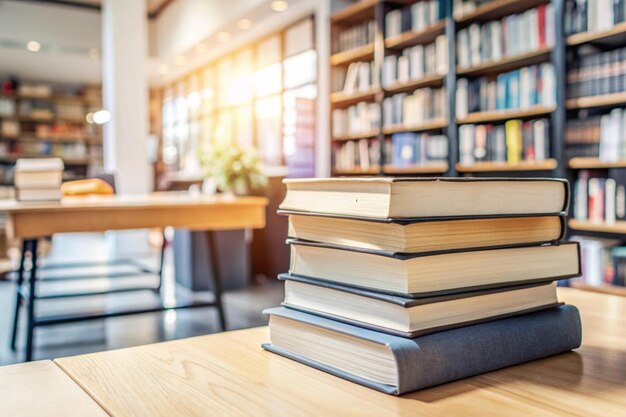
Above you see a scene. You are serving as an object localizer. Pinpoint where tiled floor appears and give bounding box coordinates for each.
[0,232,283,365]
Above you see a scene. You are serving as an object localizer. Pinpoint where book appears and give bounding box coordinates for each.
[284,212,565,253]
[262,305,582,395]
[288,239,580,296]
[280,274,561,337]
[14,170,64,189]
[16,188,62,201]
[279,177,569,219]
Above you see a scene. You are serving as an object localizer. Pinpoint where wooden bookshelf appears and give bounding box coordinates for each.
[456,47,552,77]
[570,282,626,297]
[384,75,444,94]
[567,21,626,46]
[568,157,626,169]
[456,159,558,173]
[383,162,448,174]
[457,106,556,124]
[565,92,626,110]
[384,21,446,50]
[330,0,377,25]
[382,119,448,134]
[330,43,375,66]
[455,0,548,24]
[568,219,626,235]
[334,166,380,175]
[332,130,380,142]
[330,87,381,107]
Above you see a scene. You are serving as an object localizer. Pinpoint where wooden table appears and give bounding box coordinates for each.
[35,288,623,417]
[2,193,268,361]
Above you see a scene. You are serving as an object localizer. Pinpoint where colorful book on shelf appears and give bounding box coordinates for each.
[279,177,570,219]
[287,238,581,297]
[262,305,582,395]
[279,273,561,338]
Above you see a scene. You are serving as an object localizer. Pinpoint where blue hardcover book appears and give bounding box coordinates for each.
[262,305,582,395]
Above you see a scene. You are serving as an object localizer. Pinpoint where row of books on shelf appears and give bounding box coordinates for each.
[567,48,626,99]
[459,119,550,165]
[268,178,581,394]
[565,0,626,35]
[456,4,554,70]
[565,108,626,160]
[571,236,626,288]
[337,61,377,95]
[0,142,90,159]
[333,133,448,172]
[0,97,86,120]
[0,120,97,140]
[332,20,376,54]
[456,63,556,118]
[452,0,492,20]
[383,87,447,129]
[382,35,448,88]
[573,169,626,223]
[385,0,442,39]
[332,102,380,138]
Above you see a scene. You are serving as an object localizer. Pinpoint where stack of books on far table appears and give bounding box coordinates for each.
[263,177,582,395]
[14,158,64,201]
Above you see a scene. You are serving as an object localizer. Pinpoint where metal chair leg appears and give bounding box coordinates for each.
[25,239,38,362]
[207,231,226,331]
[10,240,28,351]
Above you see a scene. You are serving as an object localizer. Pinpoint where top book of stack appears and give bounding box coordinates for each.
[279,177,568,220]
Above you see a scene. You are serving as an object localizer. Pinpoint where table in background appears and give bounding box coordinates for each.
[0,193,268,361]
[49,288,626,417]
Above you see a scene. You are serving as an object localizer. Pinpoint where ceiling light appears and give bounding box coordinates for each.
[88,48,100,60]
[173,55,186,66]
[271,1,288,12]
[85,113,94,124]
[217,32,231,43]
[238,19,252,30]
[26,41,41,52]
[92,110,111,125]
[158,64,169,75]
[194,43,208,54]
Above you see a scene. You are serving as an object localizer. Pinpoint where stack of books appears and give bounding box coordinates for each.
[14,157,64,201]
[263,177,582,395]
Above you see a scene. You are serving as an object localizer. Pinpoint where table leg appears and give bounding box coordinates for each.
[25,239,38,362]
[155,229,166,292]
[207,231,226,331]
[10,240,28,351]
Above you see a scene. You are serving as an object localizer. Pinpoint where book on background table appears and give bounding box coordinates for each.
[16,188,62,201]
[279,177,569,219]
[262,305,582,395]
[279,274,561,337]
[288,239,581,297]
[282,211,565,253]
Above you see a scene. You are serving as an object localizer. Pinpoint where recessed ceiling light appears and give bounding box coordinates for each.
[88,48,100,60]
[238,19,252,30]
[158,64,169,75]
[194,43,208,54]
[173,55,186,66]
[26,41,41,52]
[271,1,288,12]
[217,32,231,43]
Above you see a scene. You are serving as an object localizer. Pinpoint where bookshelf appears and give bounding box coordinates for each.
[568,158,626,169]
[456,159,558,173]
[565,92,626,110]
[456,47,553,77]
[382,161,448,174]
[457,107,556,124]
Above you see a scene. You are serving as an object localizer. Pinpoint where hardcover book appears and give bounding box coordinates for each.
[263,305,582,395]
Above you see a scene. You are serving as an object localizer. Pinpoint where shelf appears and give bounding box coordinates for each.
[330,43,375,66]
[384,21,446,50]
[0,155,90,165]
[456,159,558,172]
[331,0,377,25]
[457,106,555,124]
[566,92,626,110]
[383,162,448,174]
[456,47,552,77]
[384,75,444,94]
[382,119,448,134]
[334,166,380,175]
[330,87,380,107]
[568,219,626,234]
[570,282,626,297]
[568,157,626,169]
[455,0,548,25]
[0,135,91,144]
[567,21,626,46]
[332,130,380,142]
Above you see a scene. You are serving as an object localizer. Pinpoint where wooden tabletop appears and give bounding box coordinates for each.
[1,192,269,239]
[50,287,626,417]
[0,361,108,417]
